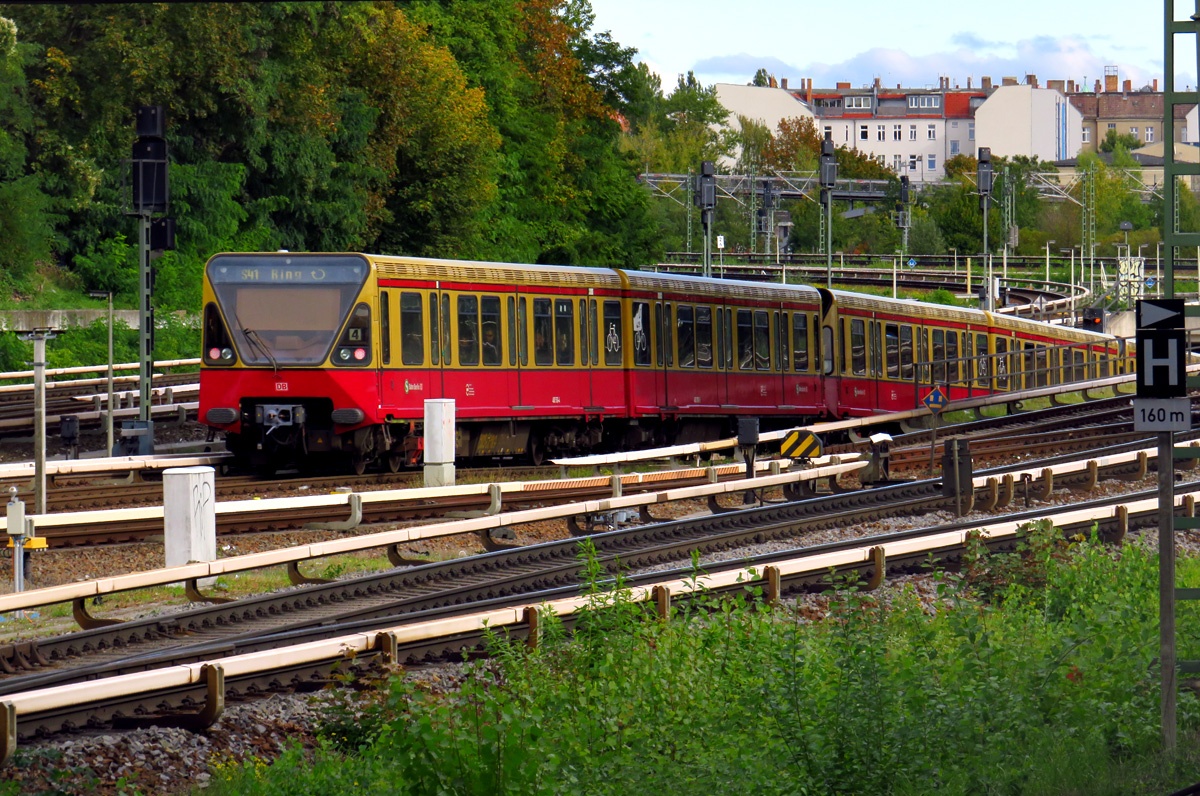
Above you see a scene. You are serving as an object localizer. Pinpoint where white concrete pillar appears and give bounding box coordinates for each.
[164,466,216,581]
[424,399,456,487]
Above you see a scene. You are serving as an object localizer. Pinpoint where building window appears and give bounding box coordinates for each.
[909,154,919,170]
[859,124,869,140]
[1146,126,1155,142]
[877,124,886,141]
[1184,127,1189,143]
[1107,122,1116,130]
[1130,126,1139,139]
[907,95,941,108]
[817,98,842,108]
[927,124,937,140]
[893,124,902,141]
[1082,127,1090,143]
[845,96,871,109]
[893,154,902,170]
[927,154,937,170]
[823,125,832,140]
[968,123,975,141]
[949,140,960,155]
[909,124,917,141]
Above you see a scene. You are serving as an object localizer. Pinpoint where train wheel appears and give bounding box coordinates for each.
[352,453,369,476]
[528,435,546,466]
[387,452,403,473]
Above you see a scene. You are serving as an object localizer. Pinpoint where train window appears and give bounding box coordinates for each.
[870,322,882,378]
[654,304,664,366]
[1021,343,1036,390]
[578,299,588,367]
[696,306,713,368]
[946,331,959,384]
[737,309,754,370]
[995,337,1009,389]
[900,325,913,380]
[533,298,553,365]
[714,307,724,370]
[776,312,788,372]
[793,314,809,372]
[677,305,695,368]
[458,295,480,366]
[429,293,439,366]
[885,324,899,378]
[401,292,423,365]
[604,301,622,365]
[754,311,770,371]
[1073,349,1085,382]
[725,308,734,369]
[663,304,674,366]
[1098,348,1111,378]
[507,297,517,366]
[932,329,945,384]
[440,294,451,365]
[555,299,574,366]
[850,318,866,375]
[481,295,501,366]
[974,333,988,385]
[917,330,929,383]
[821,326,834,375]
[589,300,600,365]
[381,292,391,366]
[518,297,528,366]
[633,302,650,366]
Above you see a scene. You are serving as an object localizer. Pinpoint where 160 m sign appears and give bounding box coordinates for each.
[1133,398,1192,432]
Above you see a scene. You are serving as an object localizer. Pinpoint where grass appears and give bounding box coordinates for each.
[194,526,1200,796]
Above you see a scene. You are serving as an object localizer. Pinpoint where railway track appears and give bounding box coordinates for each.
[0,456,1171,743]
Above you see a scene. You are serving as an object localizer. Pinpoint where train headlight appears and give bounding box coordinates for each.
[209,347,221,360]
[208,347,235,363]
[353,348,366,361]
[220,348,233,361]
[338,348,351,362]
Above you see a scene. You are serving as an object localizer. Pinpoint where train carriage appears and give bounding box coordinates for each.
[199,252,1129,473]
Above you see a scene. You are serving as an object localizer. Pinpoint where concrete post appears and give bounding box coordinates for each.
[424,399,456,487]
[164,466,216,583]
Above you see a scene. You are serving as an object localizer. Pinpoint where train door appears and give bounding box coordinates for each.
[818,290,839,415]
[580,296,596,409]
[628,299,660,415]
[379,289,435,412]
[428,289,449,400]
[658,301,673,412]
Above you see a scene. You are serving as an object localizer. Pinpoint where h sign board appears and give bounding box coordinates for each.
[1136,299,1186,399]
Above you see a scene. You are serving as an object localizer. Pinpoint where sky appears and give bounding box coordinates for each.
[588,0,1185,93]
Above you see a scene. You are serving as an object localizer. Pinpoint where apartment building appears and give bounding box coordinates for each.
[974,77,1082,162]
[1070,70,1189,152]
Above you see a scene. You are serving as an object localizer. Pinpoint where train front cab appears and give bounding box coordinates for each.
[200,253,380,473]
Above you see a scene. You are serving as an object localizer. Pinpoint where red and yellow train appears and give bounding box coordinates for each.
[198,252,1128,472]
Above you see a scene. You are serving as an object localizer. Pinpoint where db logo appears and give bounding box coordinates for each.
[275,382,289,392]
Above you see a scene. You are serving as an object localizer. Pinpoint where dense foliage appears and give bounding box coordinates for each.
[203,526,1200,795]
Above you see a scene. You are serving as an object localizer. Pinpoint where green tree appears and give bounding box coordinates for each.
[751,68,771,87]
[1099,127,1141,153]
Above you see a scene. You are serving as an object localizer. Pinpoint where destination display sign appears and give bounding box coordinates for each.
[207,255,368,285]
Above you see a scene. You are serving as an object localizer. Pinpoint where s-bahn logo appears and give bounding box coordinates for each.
[404,380,424,394]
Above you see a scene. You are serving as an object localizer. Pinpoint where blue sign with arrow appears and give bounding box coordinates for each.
[922,385,949,414]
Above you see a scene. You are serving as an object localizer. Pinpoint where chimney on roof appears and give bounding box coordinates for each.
[1067,79,1076,93]
[1002,76,1018,86]
[1105,72,1118,92]
[837,81,851,90]
[1025,74,1038,88]
[781,77,788,90]
[967,76,972,89]
[1154,78,1159,91]
[1048,79,1065,93]
[874,77,881,90]
[1123,79,1132,93]
[807,78,813,103]
[982,76,992,91]
[1094,79,1102,93]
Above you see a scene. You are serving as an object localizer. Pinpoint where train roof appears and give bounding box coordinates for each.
[618,269,823,303]
[365,254,626,289]
[828,288,988,325]
[987,311,1116,343]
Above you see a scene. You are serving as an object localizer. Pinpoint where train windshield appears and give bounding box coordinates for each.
[206,254,369,365]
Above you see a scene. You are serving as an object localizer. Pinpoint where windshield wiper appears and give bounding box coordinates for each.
[235,313,280,376]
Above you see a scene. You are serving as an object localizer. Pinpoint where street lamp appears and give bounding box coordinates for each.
[819,134,837,288]
[88,291,114,456]
[1044,240,1056,283]
[977,147,994,309]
